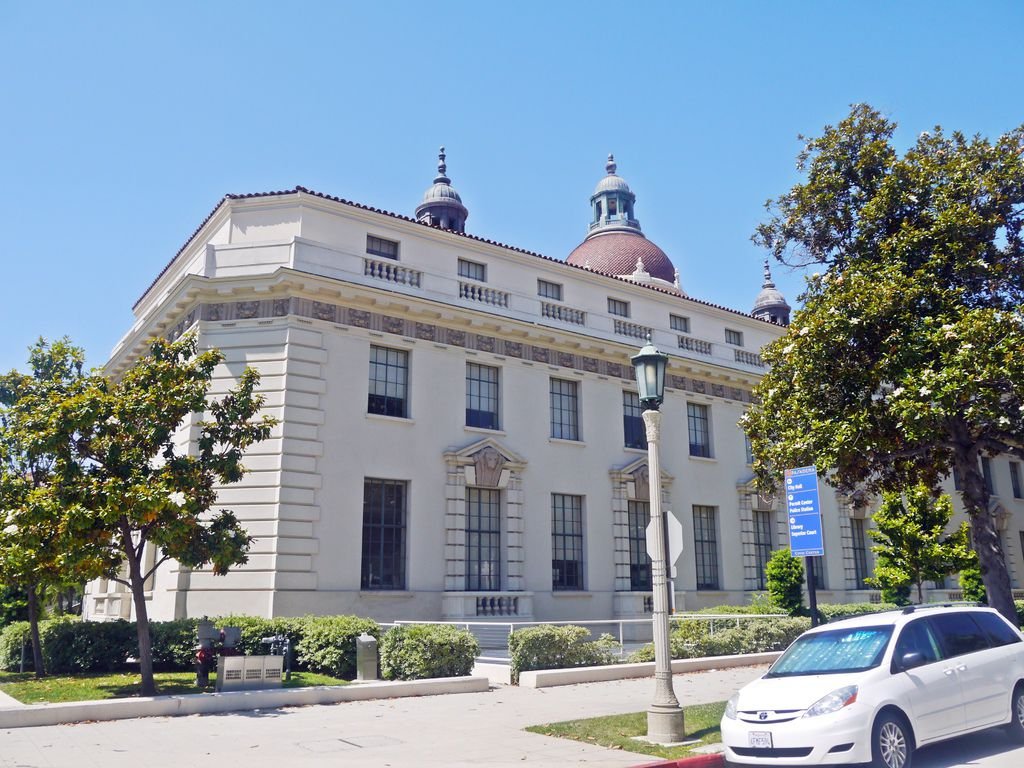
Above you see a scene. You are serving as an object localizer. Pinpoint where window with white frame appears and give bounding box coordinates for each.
[752,509,772,591]
[687,402,712,458]
[725,328,743,346]
[851,518,870,589]
[550,378,580,440]
[458,258,486,282]
[361,478,407,590]
[368,346,409,418]
[670,314,690,333]
[552,494,584,590]
[466,363,499,430]
[538,279,563,301]
[982,456,996,495]
[693,505,720,590]
[1011,462,1023,499]
[466,488,501,591]
[607,297,630,317]
[627,500,651,591]
[622,391,647,450]
[366,234,399,260]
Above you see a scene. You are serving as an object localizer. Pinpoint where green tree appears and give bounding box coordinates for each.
[865,486,972,604]
[0,339,117,676]
[19,334,275,696]
[765,548,805,615]
[743,104,1024,625]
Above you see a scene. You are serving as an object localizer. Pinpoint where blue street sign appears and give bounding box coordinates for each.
[785,465,824,557]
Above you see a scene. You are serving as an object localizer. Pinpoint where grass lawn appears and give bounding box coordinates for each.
[0,669,348,705]
[526,700,726,761]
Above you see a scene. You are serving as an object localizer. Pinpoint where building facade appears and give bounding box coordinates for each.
[83,153,1024,623]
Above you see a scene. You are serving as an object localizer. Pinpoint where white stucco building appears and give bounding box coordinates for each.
[83,151,1024,624]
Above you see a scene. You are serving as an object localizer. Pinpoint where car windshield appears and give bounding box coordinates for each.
[766,625,894,677]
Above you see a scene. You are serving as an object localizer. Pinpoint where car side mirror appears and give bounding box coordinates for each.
[899,651,925,671]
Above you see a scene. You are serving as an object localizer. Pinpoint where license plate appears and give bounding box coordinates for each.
[748,731,773,749]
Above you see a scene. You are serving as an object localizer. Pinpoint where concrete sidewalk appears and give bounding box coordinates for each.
[0,664,768,768]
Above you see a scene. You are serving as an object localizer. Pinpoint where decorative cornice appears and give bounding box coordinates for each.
[163,296,755,405]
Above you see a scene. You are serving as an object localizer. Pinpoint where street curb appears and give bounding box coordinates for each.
[0,675,489,729]
[631,754,725,768]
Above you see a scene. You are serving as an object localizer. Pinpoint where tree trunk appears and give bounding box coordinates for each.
[122,526,156,697]
[970,511,1017,625]
[26,584,45,678]
[954,446,1018,627]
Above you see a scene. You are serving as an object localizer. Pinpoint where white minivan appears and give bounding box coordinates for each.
[721,604,1024,768]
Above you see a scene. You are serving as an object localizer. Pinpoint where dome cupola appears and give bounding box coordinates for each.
[415,146,469,233]
[752,259,790,325]
[567,155,682,294]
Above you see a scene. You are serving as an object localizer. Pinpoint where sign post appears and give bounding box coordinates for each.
[785,466,824,626]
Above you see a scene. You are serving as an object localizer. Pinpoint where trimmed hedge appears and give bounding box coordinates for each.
[630,616,810,663]
[818,603,898,622]
[380,624,479,680]
[0,617,135,673]
[295,616,380,678]
[508,625,618,685]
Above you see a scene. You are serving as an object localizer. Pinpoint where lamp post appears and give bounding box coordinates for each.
[631,337,685,744]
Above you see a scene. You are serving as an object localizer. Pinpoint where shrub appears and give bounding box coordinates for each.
[380,624,479,680]
[0,621,31,671]
[508,625,618,684]
[630,616,810,662]
[149,619,200,670]
[295,616,379,678]
[880,582,912,606]
[958,563,987,604]
[766,548,805,615]
[38,617,135,674]
[818,603,898,622]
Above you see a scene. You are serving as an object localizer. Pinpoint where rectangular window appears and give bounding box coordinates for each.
[607,297,630,317]
[466,363,499,430]
[725,328,743,346]
[538,279,563,301]
[752,510,772,591]
[670,314,690,333]
[628,500,651,591]
[366,234,399,260]
[361,479,407,590]
[466,488,501,591]
[851,518,870,589]
[458,258,486,282]
[953,466,962,491]
[622,391,647,450]
[744,435,754,465]
[693,505,720,590]
[687,402,712,458]
[552,494,584,590]
[982,456,995,495]
[1011,462,1023,499]
[368,346,409,418]
[549,378,580,441]
[809,555,827,590]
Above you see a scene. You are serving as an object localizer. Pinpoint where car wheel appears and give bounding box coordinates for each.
[872,713,912,768]
[1007,683,1024,742]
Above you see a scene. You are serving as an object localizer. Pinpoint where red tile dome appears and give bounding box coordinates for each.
[567,231,675,284]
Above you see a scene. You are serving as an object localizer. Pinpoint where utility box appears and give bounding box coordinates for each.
[216,655,284,692]
[355,632,378,681]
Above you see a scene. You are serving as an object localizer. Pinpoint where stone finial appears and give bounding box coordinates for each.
[763,259,775,287]
[606,153,617,175]
[436,146,448,182]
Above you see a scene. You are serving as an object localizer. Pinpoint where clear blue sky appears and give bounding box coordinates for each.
[2,1,1022,373]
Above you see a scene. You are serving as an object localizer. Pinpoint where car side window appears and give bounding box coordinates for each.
[894,620,942,667]
[930,612,992,657]
[971,610,1023,648]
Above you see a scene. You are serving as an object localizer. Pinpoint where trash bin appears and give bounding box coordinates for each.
[355,632,378,681]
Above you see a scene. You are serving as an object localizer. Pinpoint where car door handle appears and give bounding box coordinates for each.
[956,664,967,672]
[944,668,956,676]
